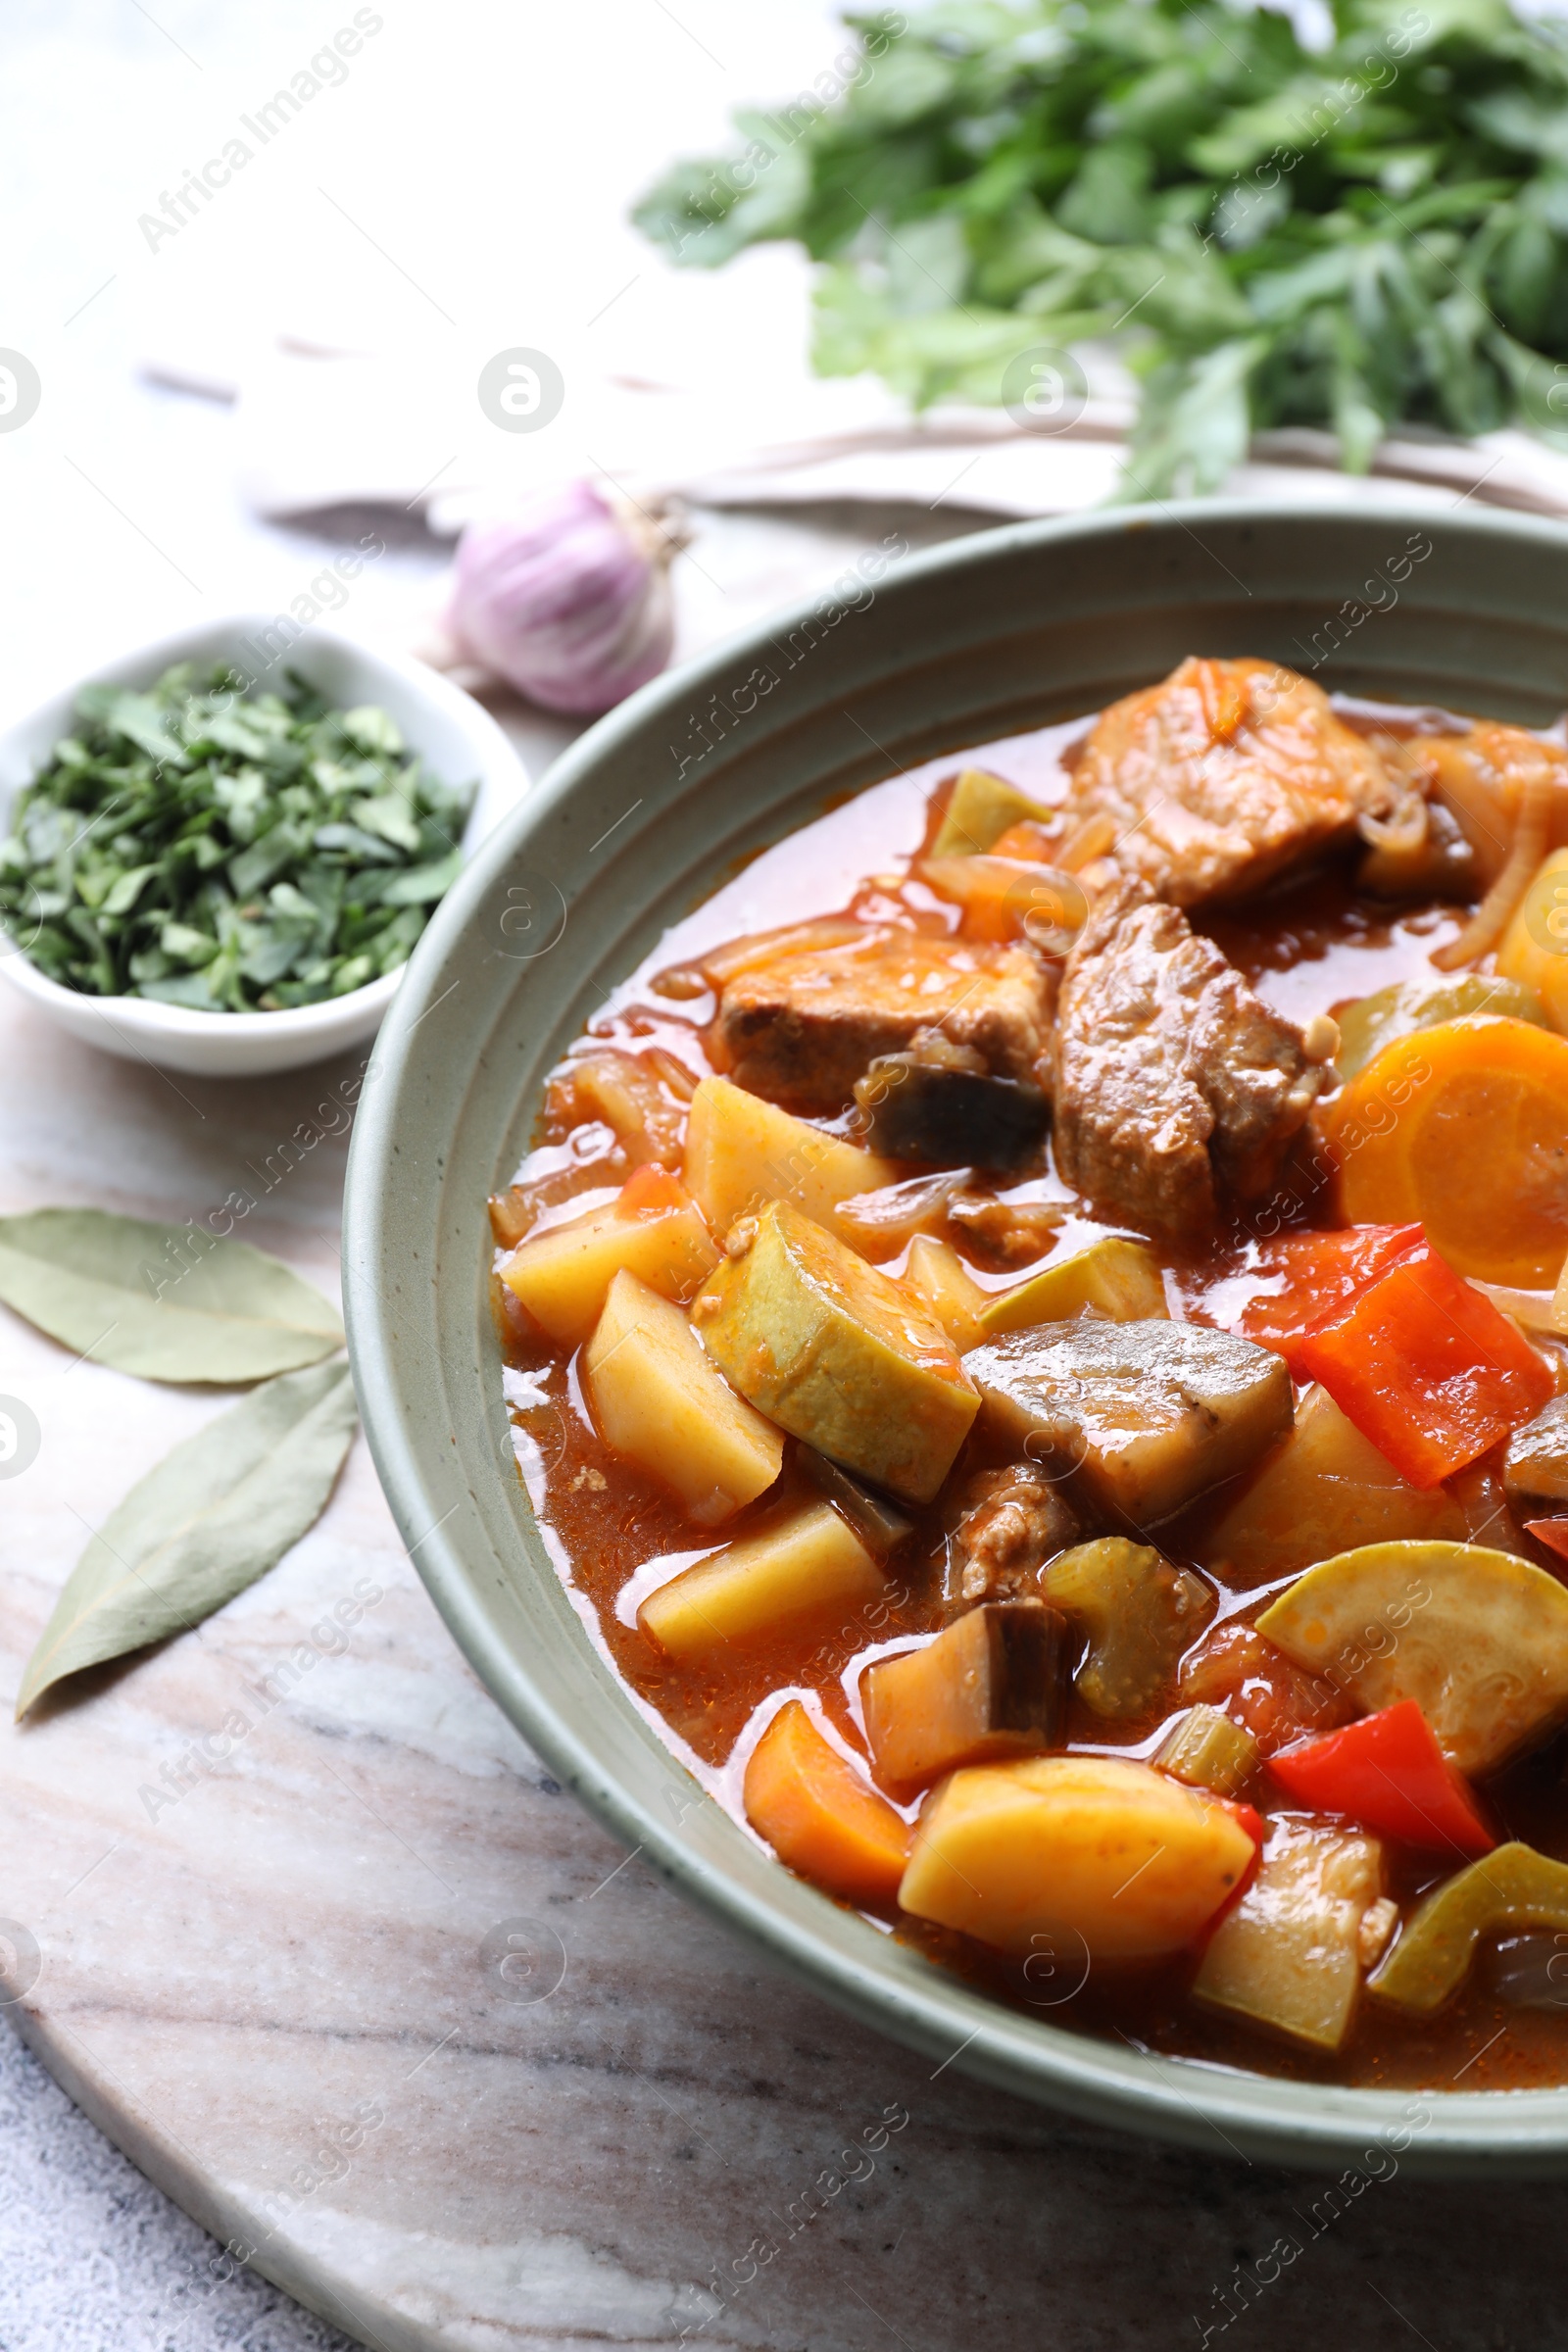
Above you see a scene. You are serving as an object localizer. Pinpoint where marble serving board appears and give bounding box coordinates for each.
[4,993,1568,2352]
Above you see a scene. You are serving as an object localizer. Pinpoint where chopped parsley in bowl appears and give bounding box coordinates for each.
[0,662,476,1013]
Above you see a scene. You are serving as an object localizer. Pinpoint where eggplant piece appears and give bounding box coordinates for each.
[854,1042,1050,1171]
[1039,1538,1214,1719]
[964,1318,1292,1527]
[1504,1394,1568,1511]
[862,1601,1070,1788]
[944,1462,1079,1616]
[796,1443,912,1557]
[1487,1931,1568,2010]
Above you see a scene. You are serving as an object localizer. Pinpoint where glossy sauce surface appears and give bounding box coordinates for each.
[495,701,1568,2091]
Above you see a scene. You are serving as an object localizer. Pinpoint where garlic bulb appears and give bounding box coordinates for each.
[448,481,686,716]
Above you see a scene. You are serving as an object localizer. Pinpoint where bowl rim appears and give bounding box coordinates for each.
[344,494,1568,2174]
[0,611,522,1043]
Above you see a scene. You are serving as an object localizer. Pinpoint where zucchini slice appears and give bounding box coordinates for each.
[1256,1539,1568,1774]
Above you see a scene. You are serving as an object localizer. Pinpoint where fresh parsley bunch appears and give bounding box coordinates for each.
[0,664,474,1011]
[636,0,1568,494]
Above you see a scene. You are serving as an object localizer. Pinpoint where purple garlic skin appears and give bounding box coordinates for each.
[449,480,679,716]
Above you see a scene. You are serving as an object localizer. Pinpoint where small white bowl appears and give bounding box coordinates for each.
[0,614,528,1077]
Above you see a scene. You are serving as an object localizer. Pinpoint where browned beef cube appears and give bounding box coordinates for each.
[1049,881,1326,1238]
[1060,657,1395,906]
[943,1461,1080,1616]
[713,931,1052,1116]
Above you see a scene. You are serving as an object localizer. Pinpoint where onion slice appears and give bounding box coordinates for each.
[1431,766,1552,970]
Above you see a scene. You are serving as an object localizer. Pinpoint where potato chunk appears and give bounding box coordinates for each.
[499,1167,718,1346]
[964,1319,1291,1526]
[899,1753,1255,1960]
[1202,1383,1467,1585]
[638,1501,883,1659]
[693,1200,979,1504]
[1193,1818,1384,2052]
[903,1234,988,1351]
[681,1075,898,1237]
[584,1269,782,1524]
[862,1602,1069,1789]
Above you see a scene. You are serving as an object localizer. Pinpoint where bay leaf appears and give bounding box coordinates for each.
[16,1357,359,1717]
[0,1209,343,1382]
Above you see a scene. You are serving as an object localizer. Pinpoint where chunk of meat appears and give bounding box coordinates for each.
[945,1191,1069,1267]
[712,929,1054,1117]
[1050,881,1326,1238]
[945,1462,1080,1615]
[1060,657,1395,906]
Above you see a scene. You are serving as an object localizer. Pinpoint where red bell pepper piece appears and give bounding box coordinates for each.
[1220,1798,1266,1851]
[1201,1799,1267,1934]
[1235,1222,1425,1373]
[1291,1241,1553,1486]
[1268,1700,1494,1857]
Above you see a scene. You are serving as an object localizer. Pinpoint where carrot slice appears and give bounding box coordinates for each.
[743,1701,911,1906]
[1191,656,1250,745]
[916,854,1085,948]
[988,819,1060,861]
[1323,1016,1568,1286]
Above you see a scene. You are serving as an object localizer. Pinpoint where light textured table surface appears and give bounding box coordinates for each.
[8,3,1568,2346]
[7,972,1568,2352]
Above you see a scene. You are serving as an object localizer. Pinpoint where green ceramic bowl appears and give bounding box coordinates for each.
[344,498,1568,2175]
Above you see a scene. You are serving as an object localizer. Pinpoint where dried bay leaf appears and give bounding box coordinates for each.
[0,1208,343,1382]
[16,1358,359,1717]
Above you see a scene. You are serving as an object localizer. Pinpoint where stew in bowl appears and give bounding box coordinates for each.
[488,649,1568,2092]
